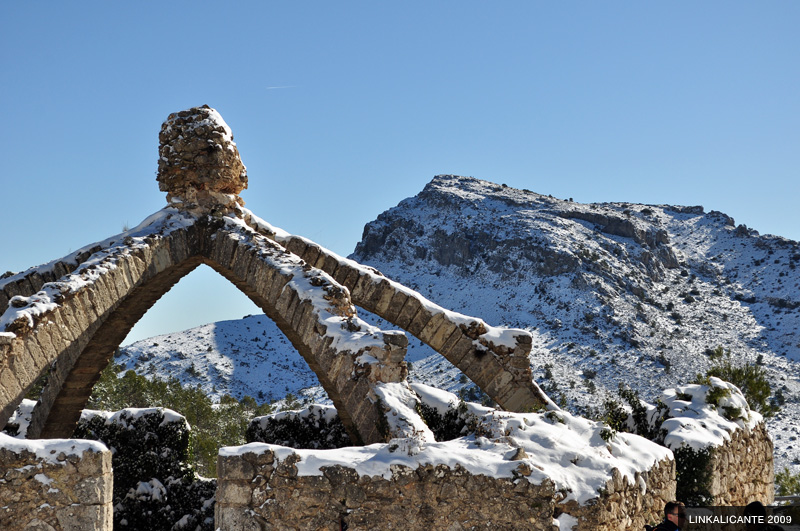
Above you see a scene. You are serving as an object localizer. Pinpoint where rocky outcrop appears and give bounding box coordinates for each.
[558,209,670,249]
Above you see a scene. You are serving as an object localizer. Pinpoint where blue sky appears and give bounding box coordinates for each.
[2,2,798,344]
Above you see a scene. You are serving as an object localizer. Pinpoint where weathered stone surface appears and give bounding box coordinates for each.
[0,442,113,531]
[157,105,247,214]
[216,449,676,531]
[707,421,774,505]
[559,458,674,531]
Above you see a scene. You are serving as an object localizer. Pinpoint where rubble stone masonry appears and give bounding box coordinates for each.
[215,447,676,531]
[0,439,112,531]
[709,421,774,506]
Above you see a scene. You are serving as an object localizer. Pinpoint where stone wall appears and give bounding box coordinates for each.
[215,448,675,531]
[562,459,676,531]
[709,421,774,506]
[0,435,112,531]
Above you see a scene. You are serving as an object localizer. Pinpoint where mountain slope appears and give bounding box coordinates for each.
[351,175,800,471]
[118,175,800,473]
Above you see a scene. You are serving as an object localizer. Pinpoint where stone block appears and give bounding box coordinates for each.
[56,504,113,531]
[274,283,299,317]
[14,337,45,390]
[3,279,23,300]
[381,290,410,324]
[265,271,291,305]
[482,370,514,401]
[248,260,278,300]
[217,481,254,505]
[427,320,460,353]
[406,306,435,338]
[149,243,174,275]
[0,363,23,412]
[218,455,257,481]
[371,282,397,317]
[311,250,327,270]
[349,272,375,303]
[285,237,309,259]
[416,312,447,345]
[321,254,340,279]
[212,232,238,269]
[332,261,354,287]
[230,245,256,282]
[441,335,475,367]
[166,229,193,264]
[215,507,264,531]
[362,278,390,312]
[393,295,422,330]
[501,386,541,413]
[26,271,45,294]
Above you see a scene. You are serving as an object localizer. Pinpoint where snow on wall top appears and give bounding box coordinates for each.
[660,376,763,451]
[0,431,108,463]
[221,383,672,505]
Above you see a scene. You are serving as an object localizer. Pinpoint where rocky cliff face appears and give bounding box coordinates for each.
[351,174,800,471]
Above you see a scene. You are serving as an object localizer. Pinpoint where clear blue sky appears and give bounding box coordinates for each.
[2,2,798,345]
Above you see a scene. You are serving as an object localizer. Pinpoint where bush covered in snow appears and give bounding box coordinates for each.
[416,398,471,441]
[74,408,215,531]
[601,377,764,505]
[246,404,351,449]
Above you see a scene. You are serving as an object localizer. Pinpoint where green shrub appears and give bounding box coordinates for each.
[599,385,668,444]
[617,385,668,443]
[416,400,470,441]
[601,396,628,435]
[246,405,351,449]
[697,358,778,417]
[86,363,272,477]
[776,467,800,496]
[74,409,215,531]
[674,446,713,506]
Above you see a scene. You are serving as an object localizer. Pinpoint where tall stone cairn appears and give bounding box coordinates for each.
[157,105,247,214]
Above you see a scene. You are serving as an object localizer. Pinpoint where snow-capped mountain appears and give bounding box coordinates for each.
[118,175,800,473]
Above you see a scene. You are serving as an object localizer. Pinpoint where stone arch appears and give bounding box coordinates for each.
[1,214,406,444]
[241,216,550,412]
[1,105,549,450]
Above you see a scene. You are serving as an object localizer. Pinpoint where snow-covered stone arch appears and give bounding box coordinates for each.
[0,105,549,445]
[0,211,407,443]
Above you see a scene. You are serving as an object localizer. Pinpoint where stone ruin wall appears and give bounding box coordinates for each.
[562,460,675,531]
[213,421,775,530]
[215,448,676,531]
[0,415,770,531]
[0,403,773,531]
[0,442,113,531]
[708,421,774,506]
